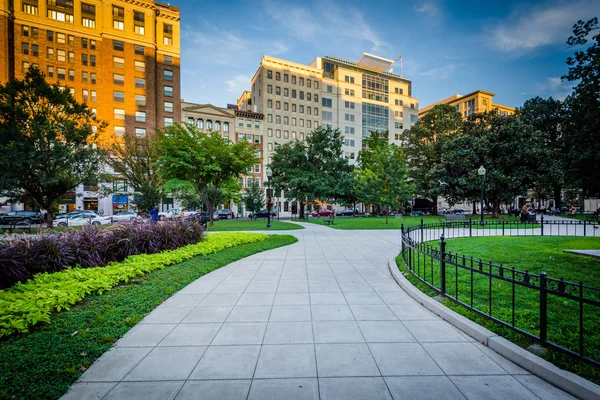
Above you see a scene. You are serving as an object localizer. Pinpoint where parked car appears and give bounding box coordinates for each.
[216,209,234,219]
[55,210,99,220]
[250,209,277,219]
[211,212,221,221]
[451,207,465,214]
[336,209,357,217]
[187,212,210,224]
[410,210,424,216]
[438,207,449,214]
[379,210,396,216]
[0,210,45,225]
[55,214,112,227]
[159,208,182,221]
[311,209,334,217]
[111,211,138,222]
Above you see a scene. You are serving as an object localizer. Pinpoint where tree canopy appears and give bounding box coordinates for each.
[242,179,265,214]
[0,67,104,226]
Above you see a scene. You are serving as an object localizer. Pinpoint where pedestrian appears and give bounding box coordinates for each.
[148,207,159,222]
[520,203,530,222]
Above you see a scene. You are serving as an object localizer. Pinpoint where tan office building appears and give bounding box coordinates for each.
[0,0,181,147]
[419,90,515,119]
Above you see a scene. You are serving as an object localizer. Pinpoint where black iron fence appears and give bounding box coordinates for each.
[399,217,600,367]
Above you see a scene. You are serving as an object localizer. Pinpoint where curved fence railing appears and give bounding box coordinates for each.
[399,217,600,367]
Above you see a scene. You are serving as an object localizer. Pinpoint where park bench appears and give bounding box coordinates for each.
[323,216,334,226]
[444,214,465,221]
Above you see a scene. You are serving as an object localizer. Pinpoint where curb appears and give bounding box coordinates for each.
[387,257,600,400]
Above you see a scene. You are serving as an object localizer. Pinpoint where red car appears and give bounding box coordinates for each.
[311,209,334,217]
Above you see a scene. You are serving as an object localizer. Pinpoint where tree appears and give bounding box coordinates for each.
[155,124,257,225]
[269,126,352,218]
[404,104,463,215]
[242,179,265,215]
[0,68,104,227]
[438,112,550,217]
[561,17,600,200]
[355,131,414,224]
[517,97,566,208]
[102,132,163,212]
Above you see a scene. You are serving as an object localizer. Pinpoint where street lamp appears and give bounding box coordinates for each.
[478,165,486,226]
[266,167,273,229]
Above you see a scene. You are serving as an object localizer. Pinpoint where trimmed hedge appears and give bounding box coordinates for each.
[0,220,205,289]
[0,232,269,337]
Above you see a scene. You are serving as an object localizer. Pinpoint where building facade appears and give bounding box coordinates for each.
[0,0,181,214]
[419,90,515,119]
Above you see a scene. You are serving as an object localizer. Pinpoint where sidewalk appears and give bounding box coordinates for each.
[62,224,575,400]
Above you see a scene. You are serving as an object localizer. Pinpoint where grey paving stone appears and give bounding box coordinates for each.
[270,305,312,321]
[349,304,397,321]
[182,306,233,323]
[357,320,416,342]
[422,342,510,375]
[308,282,342,293]
[246,283,279,293]
[310,292,347,305]
[116,324,176,347]
[388,303,440,320]
[315,343,380,377]
[211,322,267,345]
[140,306,195,324]
[59,382,116,400]
[175,380,251,400]
[226,305,272,322]
[403,320,468,342]
[368,343,444,376]
[189,345,260,379]
[161,294,208,307]
[200,293,241,306]
[319,377,392,400]
[247,378,319,400]
[450,376,540,400]
[264,321,314,344]
[278,283,309,293]
[338,281,373,292]
[254,344,317,378]
[124,346,206,381]
[344,292,384,305]
[274,292,310,305]
[103,381,183,400]
[311,304,354,321]
[513,375,577,400]
[378,290,418,304]
[236,292,276,306]
[212,283,249,293]
[158,323,221,346]
[369,282,402,292]
[313,321,365,343]
[385,376,467,400]
[473,342,530,374]
[79,347,151,382]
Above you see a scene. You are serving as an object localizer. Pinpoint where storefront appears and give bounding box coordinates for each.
[112,195,128,214]
[83,197,98,211]
[58,192,76,214]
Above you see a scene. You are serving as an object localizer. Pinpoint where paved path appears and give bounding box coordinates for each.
[63,223,575,400]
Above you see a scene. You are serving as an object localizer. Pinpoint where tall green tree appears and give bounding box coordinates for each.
[517,96,566,207]
[269,126,352,218]
[0,68,104,227]
[355,131,413,224]
[102,132,163,212]
[562,17,600,200]
[438,112,550,217]
[155,124,257,225]
[242,179,265,215]
[404,104,463,215]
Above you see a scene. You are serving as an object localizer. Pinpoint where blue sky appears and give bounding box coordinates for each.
[177,0,600,109]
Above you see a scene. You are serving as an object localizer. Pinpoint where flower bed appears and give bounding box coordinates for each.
[0,232,269,337]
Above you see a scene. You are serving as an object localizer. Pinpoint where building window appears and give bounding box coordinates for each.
[164,85,173,97]
[255,120,260,129]
[90,40,96,50]
[47,30,54,42]
[276,101,280,110]
[163,23,173,45]
[247,119,251,128]
[322,111,332,121]
[22,61,30,73]
[345,126,355,135]
[164,55,172,65]
[68,51,74,63]
[292,104,296,112]
[164,70,173,81]
[284,73,289,83]
[206,120,212,129]
[68,69,74,81]
[307,93,311,101]
[31,26,38,38]
[135,111,146,123]
[90,55,96,67]
[134,45,144,55]
[322,98,332,108]
[114,108,125,120]
[267,128,273,137]
[134,60,145,72]
[196,119,203,129]
[276,71,281,81]
[112,73,124,85]
[113,40,124,51]
[113,91,124,102]
[164,101,173,113]
[22,43,29,55]
[267,115,272,123]
[113,56,124,68]
[224,122,229,132]
[292,118,297,126]
[410,114,418,123]
[267,99,273,109]
[81,54,88,65]
[267,70,272,79]
[276,129,281,138]
[91,73,96,84]
[57,67,65,80]
[326,85,333,93]
[307,79,312,88]
[135,128,146,138]
[90,90,96,101]
[82,16,95,28]
[267,85,273,94]
[292,89,296,98]
[47,9,73,23]
[135,78,145,89]
[134,11,145,35]
[22,25,29,37]
[135,95,146,106]
[276,86,281,95]
[276,115,281,124]
[82,38,88,48]
[22,2,38,14]
[114,126,126,137]
[47,66,54,78]
[299,77,304,86]
[113,6,124,30]
[345,101,355,109]
[284,116,289,125]
[345,88,355,96]
[164,117,174,127]
[345,76,355,84]
[394,122,403,129]
[299,91,304,100]
[215,121,221,130]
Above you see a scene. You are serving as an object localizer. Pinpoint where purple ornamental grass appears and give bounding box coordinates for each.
[0,220,204,289]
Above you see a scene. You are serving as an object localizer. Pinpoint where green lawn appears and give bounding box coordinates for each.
[207,219,303,231]
[397,236,600,384]
[0,235,298,400]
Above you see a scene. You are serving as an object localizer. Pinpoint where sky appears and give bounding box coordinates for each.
[176,0,600,109]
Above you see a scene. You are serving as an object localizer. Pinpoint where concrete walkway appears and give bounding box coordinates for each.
[62,223,575,400]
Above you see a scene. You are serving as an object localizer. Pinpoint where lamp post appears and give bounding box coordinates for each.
[478,165,486,226]
[266,167,273,229]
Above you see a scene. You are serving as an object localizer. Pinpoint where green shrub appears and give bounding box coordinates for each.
[0,232,268,337]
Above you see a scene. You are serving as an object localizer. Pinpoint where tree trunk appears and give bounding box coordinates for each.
[385,207,389,225]
[45,207,54,229]
[353,201,357,217]
[299,201,305,219]
[492,200,500,219]
[472,201,477,215]
[553,185,562,211]
[432,196,438,215]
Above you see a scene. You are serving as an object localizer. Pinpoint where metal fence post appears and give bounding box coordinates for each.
[440,234,447,295]
[539,272,547,346]
[401,223,405,256]
[420,218,424,244]
[469,216,472,237]
[502,220,505,236]
[584,218,587,237]
[541,215,544,236]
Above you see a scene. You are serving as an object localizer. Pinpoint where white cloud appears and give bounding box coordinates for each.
[415,2,440,18]
[225,74,252,93]
[536,77,573,100]
[489,0,600,53]
[264,0,388,53]
[420,63,459,80]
